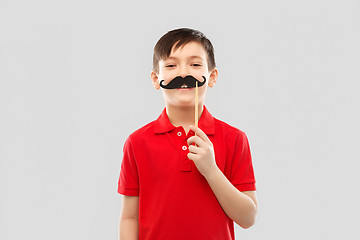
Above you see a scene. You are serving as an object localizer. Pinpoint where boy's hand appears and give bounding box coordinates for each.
[187,125,218,178]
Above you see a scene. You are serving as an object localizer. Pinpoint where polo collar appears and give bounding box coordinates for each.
[154,105,215,135]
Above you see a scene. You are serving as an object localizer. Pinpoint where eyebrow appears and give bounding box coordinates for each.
[165,56,204,61]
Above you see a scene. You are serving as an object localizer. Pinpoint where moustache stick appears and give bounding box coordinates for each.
[195,81,198,146]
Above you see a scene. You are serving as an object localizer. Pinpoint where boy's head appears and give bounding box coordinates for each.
[151,28,218,107]
[152,28,216,74]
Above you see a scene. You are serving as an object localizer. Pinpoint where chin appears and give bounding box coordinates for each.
[167,100,196,108]
[164,94,203,108]
[178,100,202,108]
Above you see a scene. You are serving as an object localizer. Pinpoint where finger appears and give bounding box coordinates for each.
[189,125,212,145]
[187,135,207,149]
[188,144,201,154]
[187,152,200,161]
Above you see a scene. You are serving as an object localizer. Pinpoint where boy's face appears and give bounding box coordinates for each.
[151,41,218,108]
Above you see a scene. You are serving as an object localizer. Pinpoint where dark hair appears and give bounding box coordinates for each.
[152,28,216,73]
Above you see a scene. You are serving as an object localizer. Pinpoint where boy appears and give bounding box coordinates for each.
[118,28,258,240]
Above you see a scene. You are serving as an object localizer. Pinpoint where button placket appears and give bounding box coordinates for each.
[173,127,192,172]
[180,135,192,172]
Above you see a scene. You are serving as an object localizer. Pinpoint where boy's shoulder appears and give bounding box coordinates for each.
[212,116,248,139]
[127,120,156,141]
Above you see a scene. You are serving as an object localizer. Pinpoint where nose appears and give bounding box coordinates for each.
[179,65,188,78]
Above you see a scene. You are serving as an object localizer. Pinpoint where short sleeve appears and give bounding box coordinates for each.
[229,131,256,192]
[117,136,139,196]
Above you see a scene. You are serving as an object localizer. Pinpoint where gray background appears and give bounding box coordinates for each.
[1,0,359,239]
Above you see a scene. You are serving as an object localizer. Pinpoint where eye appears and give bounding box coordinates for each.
[165,64,176,68]
[191,63,202,67]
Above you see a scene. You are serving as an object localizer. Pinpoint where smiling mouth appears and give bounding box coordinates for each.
[177,84,193,89]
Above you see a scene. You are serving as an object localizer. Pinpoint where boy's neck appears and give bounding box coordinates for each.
[165,104,204,133]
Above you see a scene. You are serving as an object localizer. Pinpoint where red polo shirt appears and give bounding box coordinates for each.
[118,105,256,240]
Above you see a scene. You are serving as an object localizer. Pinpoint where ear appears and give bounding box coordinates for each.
[208,67,218,88]
[151,70,160,90]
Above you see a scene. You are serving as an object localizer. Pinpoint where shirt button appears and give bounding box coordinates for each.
[177,131,182,136]
[182,145,187,150]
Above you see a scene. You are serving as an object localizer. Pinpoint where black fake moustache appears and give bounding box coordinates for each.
[159,75,206,89]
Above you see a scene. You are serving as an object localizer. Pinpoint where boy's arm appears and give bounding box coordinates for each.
[187,125,257,228]
[118,195,139,240]
[204,169,258,229]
